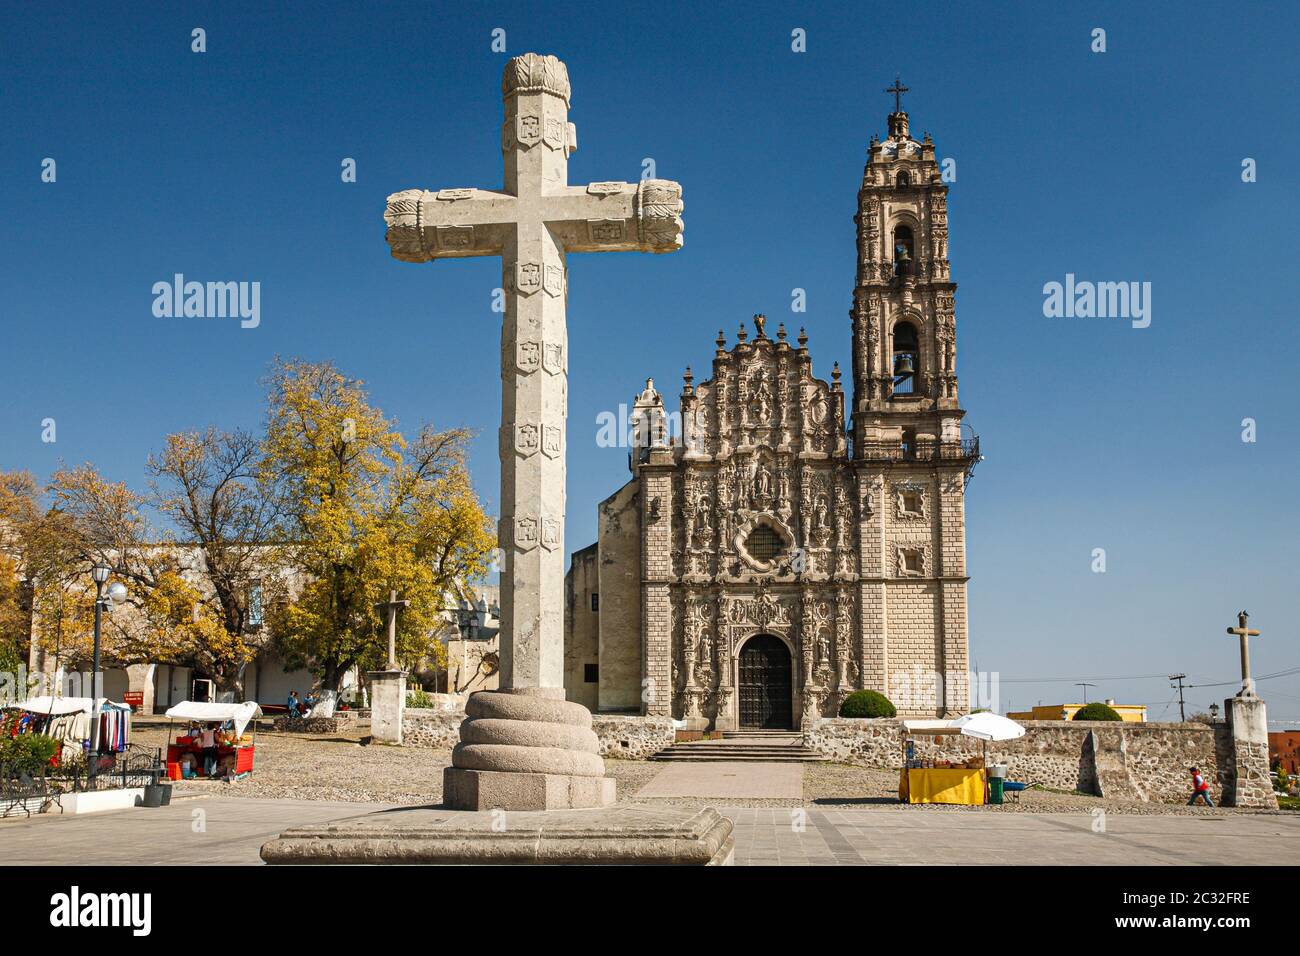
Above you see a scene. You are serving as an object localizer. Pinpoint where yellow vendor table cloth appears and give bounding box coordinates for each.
[899,767,986,805]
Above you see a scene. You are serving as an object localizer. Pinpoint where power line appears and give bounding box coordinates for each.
[999,664,1300,686]
[1000,673,1170,684]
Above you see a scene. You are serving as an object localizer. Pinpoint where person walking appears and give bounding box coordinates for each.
[1187,766,1214,806]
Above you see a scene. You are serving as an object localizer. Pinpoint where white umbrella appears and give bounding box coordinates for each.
[950,712,1025,742]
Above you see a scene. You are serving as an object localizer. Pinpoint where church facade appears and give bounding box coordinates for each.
[564,101,981,726]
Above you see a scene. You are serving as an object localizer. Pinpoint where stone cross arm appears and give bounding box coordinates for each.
[384,180,684,263]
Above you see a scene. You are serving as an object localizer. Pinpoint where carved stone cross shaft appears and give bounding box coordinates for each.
[1226,610,1261,696]
[384,53,684,693]
[375,589,409,670]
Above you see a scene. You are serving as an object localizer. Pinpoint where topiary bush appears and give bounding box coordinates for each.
[839,690,897,718]
[1072,702,1122,721]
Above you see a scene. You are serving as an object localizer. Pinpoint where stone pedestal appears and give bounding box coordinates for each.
[1223,694,1279,809]
[261,805,733,865]
[443,689,615,810]
[368,670,406,745]
[444,768,615,811]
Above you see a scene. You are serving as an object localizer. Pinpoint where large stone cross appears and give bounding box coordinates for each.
[1226,610,1261,697]
[384,53,684,695]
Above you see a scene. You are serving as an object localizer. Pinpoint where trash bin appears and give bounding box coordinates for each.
[141,783,166,808]
[989,776,1004,805]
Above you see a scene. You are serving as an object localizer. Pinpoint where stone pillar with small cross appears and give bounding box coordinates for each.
[368,590,410,745]
[1219,611,1278,808]
[383,53,684,809]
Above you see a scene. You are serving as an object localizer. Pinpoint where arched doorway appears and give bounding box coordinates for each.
[738,635,793,729]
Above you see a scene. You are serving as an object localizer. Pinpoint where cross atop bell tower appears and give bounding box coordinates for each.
[884,75,911,140]
[885,75,909,112]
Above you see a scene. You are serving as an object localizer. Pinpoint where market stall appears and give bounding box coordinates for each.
[898,714,1025,805]
[3,696,132,769]
[163,701,261,781]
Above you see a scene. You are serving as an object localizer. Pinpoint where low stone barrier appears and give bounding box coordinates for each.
[403,708,465,749]
[400,707,674,759]
[272,715,354,734]
[805,718,1221,803]
[591,715,676,760]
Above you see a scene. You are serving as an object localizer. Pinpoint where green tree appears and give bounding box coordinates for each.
[1072,702,1122,721]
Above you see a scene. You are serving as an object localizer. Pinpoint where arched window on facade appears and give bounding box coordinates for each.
[896,170,911,186]
[893,224,915,277]
[892,320,919,395]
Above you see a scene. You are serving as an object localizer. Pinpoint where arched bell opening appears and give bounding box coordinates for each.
[893,224,915,277]
[891,319,919,395]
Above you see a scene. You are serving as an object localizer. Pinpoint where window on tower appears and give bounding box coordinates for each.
[892,321,919,395]
[893,225,915,276]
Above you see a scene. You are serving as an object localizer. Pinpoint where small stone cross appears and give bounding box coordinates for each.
[375,590,409,671]
[1226,610,1261,697]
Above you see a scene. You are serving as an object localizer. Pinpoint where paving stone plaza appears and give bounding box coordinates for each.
[3,790,1296,867]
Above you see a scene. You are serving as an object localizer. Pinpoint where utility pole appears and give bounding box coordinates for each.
[1074,682,1096,704]
[1169,673,1188,722]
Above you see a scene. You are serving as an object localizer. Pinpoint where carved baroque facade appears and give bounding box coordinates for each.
[564,102,979,726]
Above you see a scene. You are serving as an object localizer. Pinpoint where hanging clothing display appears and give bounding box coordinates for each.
[2,700,130,754]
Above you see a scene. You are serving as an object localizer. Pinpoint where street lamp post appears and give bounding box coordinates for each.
[87,564,126,786]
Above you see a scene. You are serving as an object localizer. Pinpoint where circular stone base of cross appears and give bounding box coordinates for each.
[447,690,614,807]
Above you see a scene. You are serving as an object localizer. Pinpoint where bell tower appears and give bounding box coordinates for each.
[850,78,958,432]
[848,80,978,717]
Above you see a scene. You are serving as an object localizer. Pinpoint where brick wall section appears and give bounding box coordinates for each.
[806,718,1225,803]
[639,451,676,716]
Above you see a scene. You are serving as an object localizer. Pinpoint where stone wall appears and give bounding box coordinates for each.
[564,543,600,711]
[596,480,642,711]
[271,714,356,734]
[591,714,675,760]
[400,708,674,761]
[403,709,464,749]
[806,718,1221,803]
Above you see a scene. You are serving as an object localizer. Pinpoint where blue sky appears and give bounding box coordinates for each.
[2,1,1298,721]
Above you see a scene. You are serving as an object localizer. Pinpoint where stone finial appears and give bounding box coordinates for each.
[716,329,726,351]
[832,361,842,384]
[683,366,694,387]
[502,53,571,106]
[888,111,909,141]
[797,326,808,349]
[635,180,685,253]
[737,322,748,343]
[777,322,787,343]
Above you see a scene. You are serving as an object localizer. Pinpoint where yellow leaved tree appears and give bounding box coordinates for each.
[261,359,495,695]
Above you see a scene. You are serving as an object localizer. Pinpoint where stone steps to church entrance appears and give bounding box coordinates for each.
[650,739,827,762]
